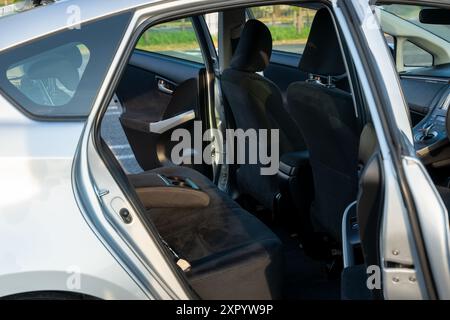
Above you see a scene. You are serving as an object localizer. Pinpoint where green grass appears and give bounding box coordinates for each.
[137,29,199,51]
[269,25,311,42]
[136,25,311,52]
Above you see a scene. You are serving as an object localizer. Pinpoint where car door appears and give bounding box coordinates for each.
[116,17,214,177]
[374,0,450,300]
[338,0,450,299]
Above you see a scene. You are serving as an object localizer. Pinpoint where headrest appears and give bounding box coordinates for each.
[299,8,346,76]
[230,19,272,73]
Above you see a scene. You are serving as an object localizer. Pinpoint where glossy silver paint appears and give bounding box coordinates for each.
[0,0,158,300]
[0,0,448,300]
[0,0,154,52]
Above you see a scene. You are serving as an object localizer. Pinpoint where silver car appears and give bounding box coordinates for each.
[0,0,449,300]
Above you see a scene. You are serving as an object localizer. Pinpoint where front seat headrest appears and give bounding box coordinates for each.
[230,19,272,73]
[299,8,346,76]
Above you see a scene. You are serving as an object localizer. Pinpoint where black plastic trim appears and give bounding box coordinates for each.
[270,51,301,68]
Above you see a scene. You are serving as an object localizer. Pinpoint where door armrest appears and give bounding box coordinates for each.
[149,109,195,134]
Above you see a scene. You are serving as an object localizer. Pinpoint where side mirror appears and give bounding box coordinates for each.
[419,9,450,25]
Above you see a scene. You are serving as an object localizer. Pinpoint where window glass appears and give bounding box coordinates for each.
[380,4,450,43]
[0,12,131,118]
[136,18,204,64]
[204,13,219,51]
[7,43,90,107]
[403,41,433,67]
[250,5,317,54]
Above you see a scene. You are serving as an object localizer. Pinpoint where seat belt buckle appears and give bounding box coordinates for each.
[176,259,192,272]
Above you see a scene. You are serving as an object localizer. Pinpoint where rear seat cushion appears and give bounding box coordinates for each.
[128,166,283,299]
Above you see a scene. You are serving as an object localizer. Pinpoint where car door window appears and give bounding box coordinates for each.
[136,18,205,64]
[0,12,131,118]
[249,5,317,54]
[403,41,433,68]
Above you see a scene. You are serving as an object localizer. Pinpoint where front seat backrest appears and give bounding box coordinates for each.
[287,9,359,240]
[221,19,306,210]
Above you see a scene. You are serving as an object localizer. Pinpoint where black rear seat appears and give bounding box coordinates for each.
[129,166,283,300]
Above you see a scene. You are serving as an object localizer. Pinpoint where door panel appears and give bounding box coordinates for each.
[116,50,205,171]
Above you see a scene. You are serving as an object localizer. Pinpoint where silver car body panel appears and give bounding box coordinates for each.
[0,95,147,299]
[402,157,450,299]
[72,1,202,300]
[0,0,157,300]
[0,0,155,52]
[0,0,448,300]
[334,0,438,299]
[342,0,450,299]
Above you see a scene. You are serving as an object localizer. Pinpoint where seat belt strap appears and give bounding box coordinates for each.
[160,238,192,272]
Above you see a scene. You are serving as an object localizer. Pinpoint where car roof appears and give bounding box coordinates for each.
[0,0,160,52]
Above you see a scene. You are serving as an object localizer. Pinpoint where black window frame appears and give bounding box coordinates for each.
[0,11,132,122]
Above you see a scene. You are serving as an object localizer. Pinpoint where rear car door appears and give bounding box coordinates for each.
[116,17,213,176]
[374,0,450,299]
[376,4,449,126]
[339,0,450,299]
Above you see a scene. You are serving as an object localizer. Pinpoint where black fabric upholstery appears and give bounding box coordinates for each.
[287,7,358,240]
[287,82,359,240]
[129,166,283,300]
[299,9,346,76]
[230,19,272,73]
[222,20,306,210]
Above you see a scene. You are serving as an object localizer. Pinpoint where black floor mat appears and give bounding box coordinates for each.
[236,196,341,299]
[273,227,341,300]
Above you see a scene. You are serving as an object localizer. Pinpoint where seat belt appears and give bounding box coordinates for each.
[160,238,192,272]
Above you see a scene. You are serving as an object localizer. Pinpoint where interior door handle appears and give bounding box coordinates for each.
[157,79,174,95]
[149,110,195,134]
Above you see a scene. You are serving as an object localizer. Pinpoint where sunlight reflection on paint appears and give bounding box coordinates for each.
[0,158,39,207]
